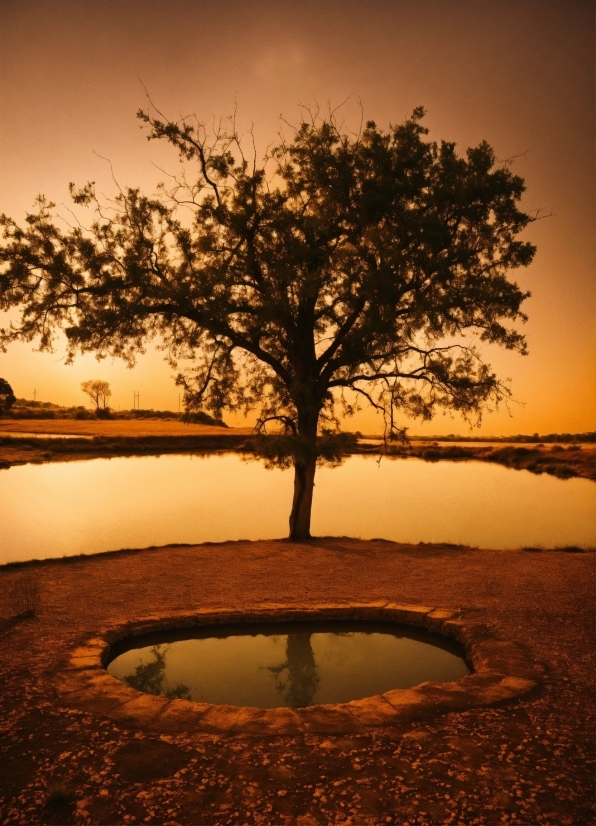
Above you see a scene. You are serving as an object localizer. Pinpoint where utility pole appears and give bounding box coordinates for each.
[33,388,36,402]
[133,391,140,411]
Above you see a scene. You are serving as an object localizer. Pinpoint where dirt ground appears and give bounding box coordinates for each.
[0,540,594,825]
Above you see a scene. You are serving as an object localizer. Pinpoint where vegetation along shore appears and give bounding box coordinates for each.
[0,414,593,481]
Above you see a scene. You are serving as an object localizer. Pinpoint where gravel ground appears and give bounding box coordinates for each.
[1,539,594,825]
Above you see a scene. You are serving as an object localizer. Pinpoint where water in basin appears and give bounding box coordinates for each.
[107,620,470,708]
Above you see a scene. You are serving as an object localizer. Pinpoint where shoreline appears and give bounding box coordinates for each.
[1,431,594,481]
[1,537,592,572]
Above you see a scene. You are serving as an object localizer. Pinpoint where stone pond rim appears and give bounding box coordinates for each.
[54,603,543,736]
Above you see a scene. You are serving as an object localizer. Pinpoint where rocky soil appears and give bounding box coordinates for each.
[0,539,594,825]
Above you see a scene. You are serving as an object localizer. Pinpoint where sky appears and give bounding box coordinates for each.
[0,0,594,435]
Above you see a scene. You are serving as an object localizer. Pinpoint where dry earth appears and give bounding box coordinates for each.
[0,420,248,438]
[1,540,594,825]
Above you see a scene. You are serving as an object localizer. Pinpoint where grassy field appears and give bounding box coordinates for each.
[0,419,249,438]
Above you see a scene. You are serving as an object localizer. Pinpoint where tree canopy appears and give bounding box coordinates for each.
[0,377,16,413]
[0,105,535,538]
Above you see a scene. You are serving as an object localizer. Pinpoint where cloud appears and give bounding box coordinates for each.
[253,43,309,86]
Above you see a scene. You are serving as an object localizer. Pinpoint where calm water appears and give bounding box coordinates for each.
[107,621,470,708]
[1,453,594,564]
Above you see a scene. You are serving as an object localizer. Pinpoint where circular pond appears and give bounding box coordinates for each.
[106,621,470,708]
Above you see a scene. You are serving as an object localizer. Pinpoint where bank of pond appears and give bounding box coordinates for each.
[0,432,593,481]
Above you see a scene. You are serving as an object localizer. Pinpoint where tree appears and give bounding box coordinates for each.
[80,379,111,411]
[0,105,535,539]
[0,377,16,414]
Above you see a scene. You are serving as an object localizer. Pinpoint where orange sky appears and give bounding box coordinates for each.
[0,0,594,435]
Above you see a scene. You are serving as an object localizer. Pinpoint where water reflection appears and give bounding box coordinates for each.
[2,453,594,564]
[123,645,190,700]
[107,622,470,708]
[267,633,320,707]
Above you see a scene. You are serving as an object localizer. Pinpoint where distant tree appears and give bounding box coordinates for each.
[0,105,535,539]
[0,377,16,414]
[80,380,111,411]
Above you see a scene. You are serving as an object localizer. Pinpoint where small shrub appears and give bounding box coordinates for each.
[181,410,227,427]
[389,445,408,456]
[9,572,41,618]
[45,782,73,809]
[420,448,441,461]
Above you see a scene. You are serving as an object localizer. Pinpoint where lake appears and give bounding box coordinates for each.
[1,453,594,564]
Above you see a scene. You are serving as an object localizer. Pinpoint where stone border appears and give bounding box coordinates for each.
[54,603,542,736]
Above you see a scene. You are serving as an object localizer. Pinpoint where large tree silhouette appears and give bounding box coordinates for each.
[0,105,535,539]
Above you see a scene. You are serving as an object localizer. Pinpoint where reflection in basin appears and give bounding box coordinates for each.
[107,621,470,708]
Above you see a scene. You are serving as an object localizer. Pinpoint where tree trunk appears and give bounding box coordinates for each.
[288,457,317,540]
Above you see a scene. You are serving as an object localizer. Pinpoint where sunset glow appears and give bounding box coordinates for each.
[1,0,593,435]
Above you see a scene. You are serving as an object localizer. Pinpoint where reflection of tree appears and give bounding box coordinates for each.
[268,634,320,708]
[123,645,190,700]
